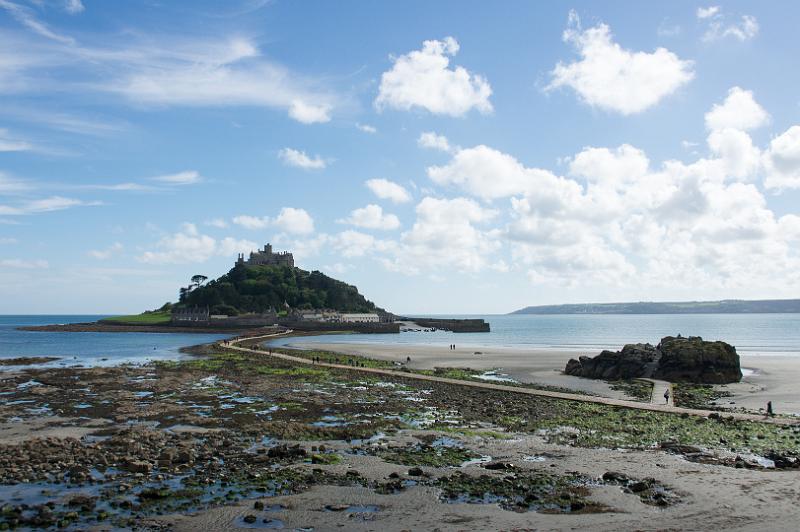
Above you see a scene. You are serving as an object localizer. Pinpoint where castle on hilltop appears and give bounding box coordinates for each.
[236,243,294,268]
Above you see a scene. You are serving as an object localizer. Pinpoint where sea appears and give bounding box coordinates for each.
[1,313,799,369]
[270,313,800,357]
[0,315,229,369]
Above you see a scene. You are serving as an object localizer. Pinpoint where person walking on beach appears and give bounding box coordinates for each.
[767,401,774,417]
[663,388,670,404]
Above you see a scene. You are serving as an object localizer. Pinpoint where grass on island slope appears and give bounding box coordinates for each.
[100,311,172,325]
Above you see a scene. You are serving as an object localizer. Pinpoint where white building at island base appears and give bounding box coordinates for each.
[339,313,380,323]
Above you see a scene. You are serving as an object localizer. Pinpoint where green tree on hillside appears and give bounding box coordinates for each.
[177,264,379,315]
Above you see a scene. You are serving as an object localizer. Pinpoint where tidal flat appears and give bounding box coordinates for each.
[1,344,799,531]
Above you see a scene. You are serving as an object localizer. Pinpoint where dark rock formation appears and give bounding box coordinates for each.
[564,336,742,384]
[564,343,658,380]
[654,336,742,384]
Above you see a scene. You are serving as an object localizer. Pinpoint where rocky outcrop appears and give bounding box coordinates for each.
[564,336,742,384]
[653,336,742,384]
[564,343,658,380]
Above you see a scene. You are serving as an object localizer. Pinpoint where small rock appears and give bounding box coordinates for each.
[125,460,152,474]
[601,471,629,483]
[483,462,514,471]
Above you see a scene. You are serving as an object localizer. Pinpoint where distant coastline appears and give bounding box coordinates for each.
[511,298,800,315]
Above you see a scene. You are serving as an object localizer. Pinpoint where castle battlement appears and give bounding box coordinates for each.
[236,243,294,268]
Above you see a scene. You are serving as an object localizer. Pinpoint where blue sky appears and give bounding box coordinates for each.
[1,0,799,314]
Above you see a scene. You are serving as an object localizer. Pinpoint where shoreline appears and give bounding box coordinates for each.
[277,339,800,416]
[10,321,800,415]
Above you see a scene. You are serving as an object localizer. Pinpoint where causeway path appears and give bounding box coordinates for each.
[223,332,797,427]
[646,379,674,407]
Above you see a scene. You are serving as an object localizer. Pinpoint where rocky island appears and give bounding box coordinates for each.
[564,336,743,384]
[20,244,489,335]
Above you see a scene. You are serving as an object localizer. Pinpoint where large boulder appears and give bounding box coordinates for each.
[653,336,742,384]
[564,336,742,384]
[564,343,657,380]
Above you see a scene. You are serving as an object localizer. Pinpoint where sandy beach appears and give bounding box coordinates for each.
[283,340,800,415]
[2,338,800,530]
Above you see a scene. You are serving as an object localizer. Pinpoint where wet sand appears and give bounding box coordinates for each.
[730,356,800,415]
[285,340,800,414]
[282,341,633,399]
[2,342,799,530]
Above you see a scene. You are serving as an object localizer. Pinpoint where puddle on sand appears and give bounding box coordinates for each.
[17,380,44,389]
[311,415,351,428]
[460,455,492,467]
[430,436,461,448]
[246,436,278,454]
[472,370,518,384]
[349,432,386,446]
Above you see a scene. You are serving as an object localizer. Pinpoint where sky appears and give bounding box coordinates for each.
[1,0,800,315]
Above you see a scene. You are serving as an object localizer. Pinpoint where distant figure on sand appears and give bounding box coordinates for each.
[406,356,411,363]
[767,401,774,417]
[664,388,670,404]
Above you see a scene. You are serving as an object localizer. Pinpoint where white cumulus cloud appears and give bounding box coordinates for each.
[365,178,411,204]
[384,197,499,274]
[764,125,800,191]
[339,204,400,230]
[548,10,694,115]
[696,6,720,19]
[274,207,315,235]
[356,123,377,134]
[427,144,582,203]
[375,36,492,117]
[418,131,453,153]
[288,100,331,124]
[232,215,269,230]
[699,6,758,42]
[705,87,769,131]
[138,222,256,264]
[232,208,315,235]
[278,148,327,170]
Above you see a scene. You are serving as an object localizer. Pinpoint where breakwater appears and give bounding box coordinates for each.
[403,317,490,333]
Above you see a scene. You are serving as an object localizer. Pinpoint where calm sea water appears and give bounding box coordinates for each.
[271,313,800,356]
[2,314,798,370]
[0,315,229,369]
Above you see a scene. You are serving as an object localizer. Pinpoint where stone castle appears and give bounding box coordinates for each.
[236,243,295,268]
